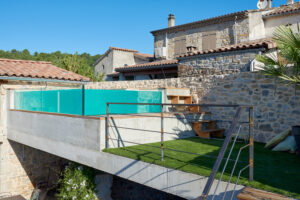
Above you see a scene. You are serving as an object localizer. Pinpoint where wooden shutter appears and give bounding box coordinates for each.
[174,36,186,56]
[202,32,216,50]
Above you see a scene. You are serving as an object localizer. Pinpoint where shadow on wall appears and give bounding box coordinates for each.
[7,141,67,198]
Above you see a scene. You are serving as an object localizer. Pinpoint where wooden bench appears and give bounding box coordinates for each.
[237,187,291,200]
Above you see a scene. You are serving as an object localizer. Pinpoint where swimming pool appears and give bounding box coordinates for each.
[14,89,162,115]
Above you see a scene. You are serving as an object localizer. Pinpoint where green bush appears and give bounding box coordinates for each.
[57,162,98,200]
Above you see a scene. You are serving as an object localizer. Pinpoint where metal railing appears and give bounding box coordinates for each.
[105,102,254,199]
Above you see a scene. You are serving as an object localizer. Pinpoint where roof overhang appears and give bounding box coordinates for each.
[151,10,249,36]
[263,8,300,19]
[0,76,89,84]
[115,63,178,72]
[122,66,178,76]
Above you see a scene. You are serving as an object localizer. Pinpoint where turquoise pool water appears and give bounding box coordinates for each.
[14,89,162,115]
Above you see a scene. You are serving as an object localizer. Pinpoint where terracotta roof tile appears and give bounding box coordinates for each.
[115,59,178,72]
[107,72,120,76]
[134,53,154,59]
[109,46,138,53]
[0,58,90,82]
[264,2,300,18]
[94,46,140,66]
[179,38,277,58]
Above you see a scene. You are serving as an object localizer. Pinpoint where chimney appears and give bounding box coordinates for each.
[168,14,175,27]
[287,0,294,5]
[267,0,272,8]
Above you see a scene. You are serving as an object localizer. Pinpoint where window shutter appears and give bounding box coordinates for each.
[175,36,186,56]
[202,32,216,50]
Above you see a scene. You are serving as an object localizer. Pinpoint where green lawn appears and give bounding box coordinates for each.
[103,137,300,199]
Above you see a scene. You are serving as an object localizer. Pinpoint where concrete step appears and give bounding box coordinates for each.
[237,187,291,200]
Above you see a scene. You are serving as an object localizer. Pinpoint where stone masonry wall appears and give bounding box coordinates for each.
[0,83,70,199]
[0,140,66,199]
[154,18,250,59]
[86,72,300,143]
[178,49,262,77]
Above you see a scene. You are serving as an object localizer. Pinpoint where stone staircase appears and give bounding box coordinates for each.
[167,92,225,139]
[191,119,225,139]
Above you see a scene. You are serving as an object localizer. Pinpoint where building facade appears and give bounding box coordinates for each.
[94,47,153,81]
[94,1,300,81]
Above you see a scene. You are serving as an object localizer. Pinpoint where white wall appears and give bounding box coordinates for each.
[112,50,135,69]
[249,11,266,40]
[264,14,300,38]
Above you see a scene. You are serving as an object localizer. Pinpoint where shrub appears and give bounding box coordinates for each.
[57,162,98,200]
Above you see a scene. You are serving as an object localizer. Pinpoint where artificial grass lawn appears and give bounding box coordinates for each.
[103,137,300,199]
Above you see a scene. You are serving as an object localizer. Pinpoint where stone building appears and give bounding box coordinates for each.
[94,47,153,81]
[95,0,300,81]
[151,1,299,60]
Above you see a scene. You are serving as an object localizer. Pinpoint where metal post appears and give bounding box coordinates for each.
[82,84,85,116]
[199,107,242,200]
[249,107,254,181]
[161,104,164,161]
[105,103,110,149]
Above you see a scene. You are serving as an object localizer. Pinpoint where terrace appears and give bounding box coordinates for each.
[104,137,300,199]
[6,86,300,199]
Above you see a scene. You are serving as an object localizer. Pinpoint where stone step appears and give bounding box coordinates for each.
[237,187,291,200]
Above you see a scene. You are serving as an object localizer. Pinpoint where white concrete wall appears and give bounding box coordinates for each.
[7,110,207,150]
[8,111,102,152]
[264,14,300,38]
[249,11,266,40]
[6,110,243,200]
[112,50,135,69]
[108,113,209,148]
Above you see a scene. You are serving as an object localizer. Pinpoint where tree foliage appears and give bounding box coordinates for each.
[0,49,104,82]
[256,24,300,86]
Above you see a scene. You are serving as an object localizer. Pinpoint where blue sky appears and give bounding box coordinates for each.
[0,0,296,55]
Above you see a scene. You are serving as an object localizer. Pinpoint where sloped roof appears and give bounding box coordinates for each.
[0,58,89,82]
[264,2,300,18]
[94,46,150,66]
[178,38,276,59]
[107,72,120,77]
[115,59,178,72]
[151,10,249,35]
[109,46,138,53]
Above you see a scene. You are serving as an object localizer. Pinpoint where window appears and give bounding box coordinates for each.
[102,65,105,70]
[174,36,186,56]
[112,76,119,81]
[202,31,216,50]
[125,76,134,80]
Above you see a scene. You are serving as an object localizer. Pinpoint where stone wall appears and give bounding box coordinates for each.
[86,72,300,143]
[0,140,66,199]
[154,17,250,59]
[178,49,262,77]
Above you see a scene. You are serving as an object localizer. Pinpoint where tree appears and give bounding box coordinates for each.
[0,49,103,82]
[256,24,300,87]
